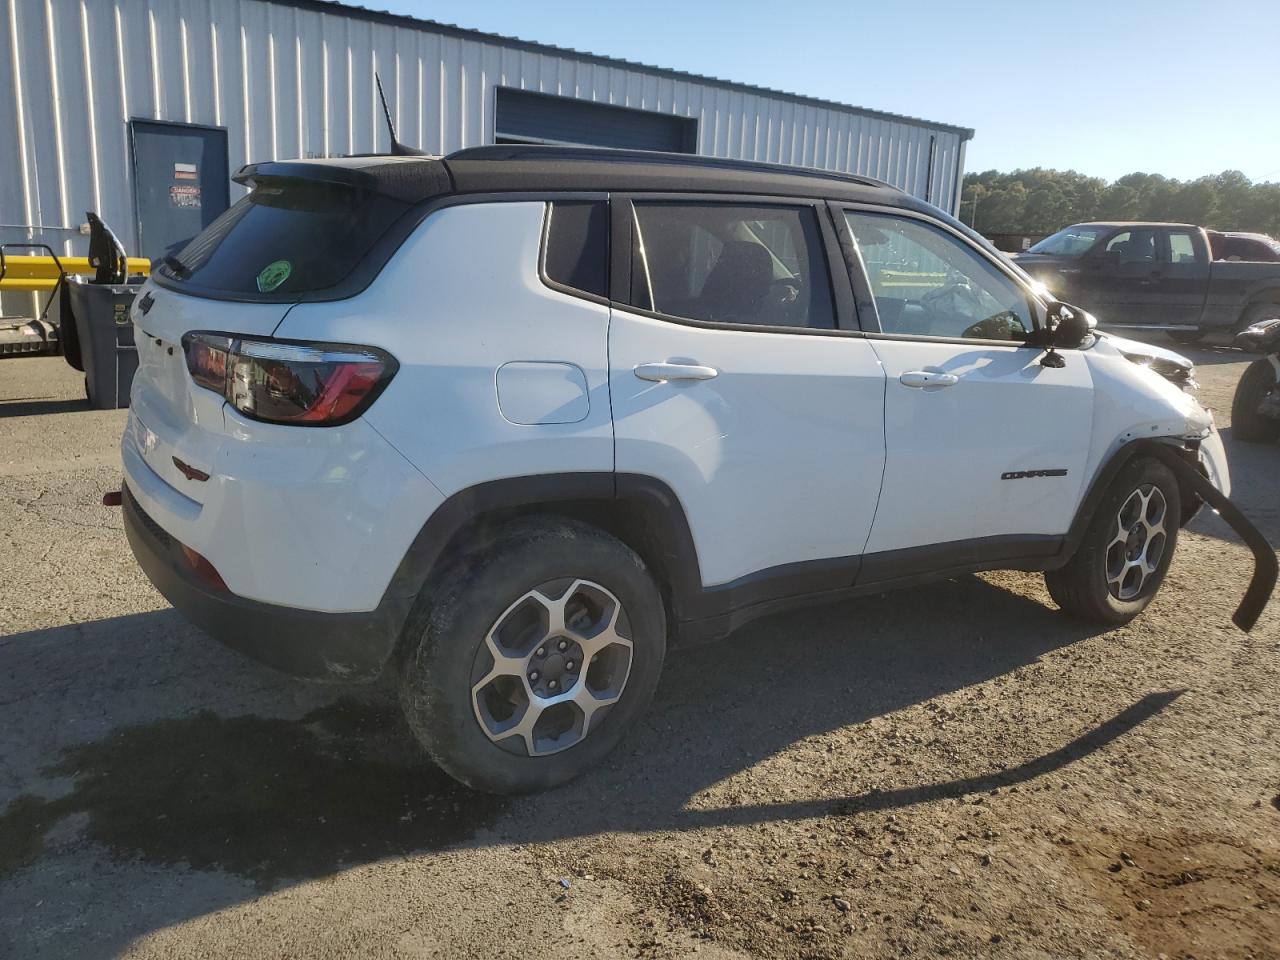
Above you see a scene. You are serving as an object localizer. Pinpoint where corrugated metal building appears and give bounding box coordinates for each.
[1,0,973,315]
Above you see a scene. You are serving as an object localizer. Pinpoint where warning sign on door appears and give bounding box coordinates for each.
[170,184,202,208]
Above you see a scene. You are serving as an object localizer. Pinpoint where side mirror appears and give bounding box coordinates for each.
[1028,301,1095,367]
[1051,302,1094,349]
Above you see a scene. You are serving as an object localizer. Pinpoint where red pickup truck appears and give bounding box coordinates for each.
[1014,221,1280,342]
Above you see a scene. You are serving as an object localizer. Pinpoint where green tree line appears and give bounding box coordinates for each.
[960,169,1280,237]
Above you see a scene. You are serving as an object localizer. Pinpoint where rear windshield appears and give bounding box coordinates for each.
[157,179,410,299]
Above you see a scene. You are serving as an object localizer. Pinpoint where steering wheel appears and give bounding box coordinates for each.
[960,312,1028,341]
[764,275,803,317]
[920,281,983,317]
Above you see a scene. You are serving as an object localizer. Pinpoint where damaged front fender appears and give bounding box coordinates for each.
[1065,439,1274,632]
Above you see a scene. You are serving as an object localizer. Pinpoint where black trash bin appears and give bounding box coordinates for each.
[65,277,145,409]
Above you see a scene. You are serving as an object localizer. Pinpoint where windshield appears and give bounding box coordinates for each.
[157,179,410,299]
[1027,225,1106,256]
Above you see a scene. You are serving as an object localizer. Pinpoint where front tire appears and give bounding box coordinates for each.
[1231,358,1280,443]
[1046,457,1180,625]
[398,517,666,794]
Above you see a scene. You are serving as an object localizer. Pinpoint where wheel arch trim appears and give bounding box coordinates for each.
[378,472,706,635]
[1061,438,1275,631]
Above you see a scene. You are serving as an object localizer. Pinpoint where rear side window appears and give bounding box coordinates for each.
[543,201,609,298]
[159,179,409,298]
[625,203,834,329]
[1167,231,1198,263]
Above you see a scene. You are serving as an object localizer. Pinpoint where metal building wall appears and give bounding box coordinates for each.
[1,0,970,316]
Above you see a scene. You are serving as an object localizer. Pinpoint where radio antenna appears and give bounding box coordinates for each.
[375,72,428,156]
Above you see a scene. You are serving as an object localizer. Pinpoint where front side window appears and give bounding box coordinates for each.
[626,203,834,329]
[846,211,1033,341]
[1104,229,1157,263]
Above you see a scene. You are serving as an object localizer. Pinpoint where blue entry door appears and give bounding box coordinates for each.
[130,120,230,259]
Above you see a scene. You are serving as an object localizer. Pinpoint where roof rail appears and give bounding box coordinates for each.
[444,144,891,190]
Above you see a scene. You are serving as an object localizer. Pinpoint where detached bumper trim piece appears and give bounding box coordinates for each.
[1149,445,1276,632]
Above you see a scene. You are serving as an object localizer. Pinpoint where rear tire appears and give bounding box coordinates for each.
[398,516,666,794]
[1046,457,1180,625]
[1231,358,1280,443]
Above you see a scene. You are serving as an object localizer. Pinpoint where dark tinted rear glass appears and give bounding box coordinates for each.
[626,202,834,329]
[158,179,409,298]
[544,201,608,298]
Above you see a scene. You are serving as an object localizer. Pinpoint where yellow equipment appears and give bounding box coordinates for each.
[0,255,150,292]
[1,218,147,359]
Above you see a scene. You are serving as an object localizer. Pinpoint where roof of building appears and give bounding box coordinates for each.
[274,0,975,140]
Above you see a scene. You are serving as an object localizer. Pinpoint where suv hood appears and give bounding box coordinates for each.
[1096,331,1192,368]
[1094,331,1198,394]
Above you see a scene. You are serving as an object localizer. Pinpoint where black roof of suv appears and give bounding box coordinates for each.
[235,144,920,209]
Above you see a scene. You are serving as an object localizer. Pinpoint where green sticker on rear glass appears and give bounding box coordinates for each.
[256,260,292,293]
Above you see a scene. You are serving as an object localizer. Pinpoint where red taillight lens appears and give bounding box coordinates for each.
[180,544,228,592]
[186,333,231,393]
[182,333,397,426]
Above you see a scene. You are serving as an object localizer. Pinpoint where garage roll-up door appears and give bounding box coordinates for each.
[495,88,697,153]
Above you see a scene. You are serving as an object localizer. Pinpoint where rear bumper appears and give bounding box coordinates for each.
[123,485,398,681]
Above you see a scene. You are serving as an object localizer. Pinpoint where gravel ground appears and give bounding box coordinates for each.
[1,336,1277,960]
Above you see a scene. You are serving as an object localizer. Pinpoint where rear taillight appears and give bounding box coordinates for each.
[181,332,397,426]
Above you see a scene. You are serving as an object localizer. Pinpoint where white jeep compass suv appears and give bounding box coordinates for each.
[121,145,1256,793]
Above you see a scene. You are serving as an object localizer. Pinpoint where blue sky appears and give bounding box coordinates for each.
[377,0,1280,183]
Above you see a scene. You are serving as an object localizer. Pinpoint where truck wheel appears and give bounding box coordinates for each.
[1046,457,1180,625]
[1231,358,1280,443]
[398,517,666,794]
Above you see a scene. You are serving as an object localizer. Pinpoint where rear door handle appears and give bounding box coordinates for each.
[900,370,959,389]
[634,362,719,382]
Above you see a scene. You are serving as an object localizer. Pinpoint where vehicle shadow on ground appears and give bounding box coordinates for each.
[0,397,92,418]
[0,573,1184,959]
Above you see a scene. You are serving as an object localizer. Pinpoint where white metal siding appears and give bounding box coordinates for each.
[1,0,968,288]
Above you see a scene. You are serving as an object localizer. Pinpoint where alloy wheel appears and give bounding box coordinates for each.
[470,578,634,756]
[1105,484,1168,601]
